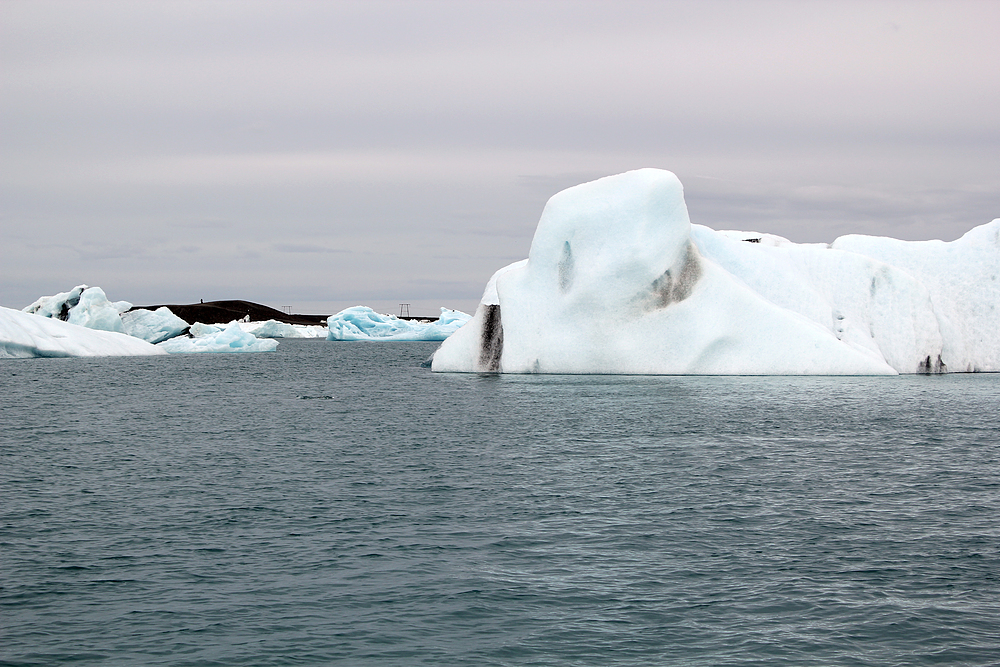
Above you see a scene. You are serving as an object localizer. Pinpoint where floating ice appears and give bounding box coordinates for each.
[241,319,328,339]
[23,285,130,333]
[327,306,471,341]
[188,322,222,337]
[1,305,165,358]
[156,321,278,353]
[432,169,999,375]
[120,307,190,344]
[16,287,290,355]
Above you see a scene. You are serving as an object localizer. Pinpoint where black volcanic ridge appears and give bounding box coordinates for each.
[129,300,327,326]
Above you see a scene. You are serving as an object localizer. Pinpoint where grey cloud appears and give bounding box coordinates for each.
[2,0,998,313]
[272,243,349,254]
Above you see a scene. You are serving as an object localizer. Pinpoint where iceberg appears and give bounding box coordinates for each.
[120,307,190,344]
[241,319,328,339]
[327,306,471,341]
[156,321,278,353]
[20,287,283,354]
[23,285,131,333]
[0,305,165,358]
[431,169,999,375]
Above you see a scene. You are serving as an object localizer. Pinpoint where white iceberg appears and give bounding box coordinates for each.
[120,307,190,344]
[1,305,165,358]
[431,169,999,375]
[240,319,328,339]
[327,306,471,341]
[830,226,1000,373]
[188,322,222,337]
[156,321,278,353]
[17,287,288,355]
[23,285,131,334]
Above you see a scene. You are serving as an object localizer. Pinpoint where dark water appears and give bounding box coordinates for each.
[2,340,999,666]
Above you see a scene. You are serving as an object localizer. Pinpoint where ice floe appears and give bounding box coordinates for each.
[0,305,165,358]
[327,306,471,341]
[156,321,278,353]
[241,319,328,339]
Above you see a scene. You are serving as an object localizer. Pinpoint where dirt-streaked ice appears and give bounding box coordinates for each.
[432,169,999,375]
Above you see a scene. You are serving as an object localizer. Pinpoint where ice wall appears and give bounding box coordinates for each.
[830,225,1000,373]
[432,169,999,375]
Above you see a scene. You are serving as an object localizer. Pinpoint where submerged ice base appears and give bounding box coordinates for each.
[432,169,999,375]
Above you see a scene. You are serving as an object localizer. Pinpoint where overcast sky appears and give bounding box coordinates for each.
[2,0,998,316]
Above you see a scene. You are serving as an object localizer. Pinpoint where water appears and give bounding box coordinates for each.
[2,340,999,666]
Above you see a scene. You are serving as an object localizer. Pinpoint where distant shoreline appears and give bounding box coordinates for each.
[129,300,327,326]
[128,300,439,326]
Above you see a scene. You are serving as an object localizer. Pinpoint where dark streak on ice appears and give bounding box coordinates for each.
[57,292,82,321]
[917,354,947,374]
[650,243,701,308]
[558,241,574,292]
[479,305,503,372]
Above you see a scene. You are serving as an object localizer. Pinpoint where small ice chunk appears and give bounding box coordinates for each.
[189,322,222,337]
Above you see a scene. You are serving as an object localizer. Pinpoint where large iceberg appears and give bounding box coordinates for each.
[156,321,279,353]
[23,285,131,333]
[0,305,165,358]
[327,306,471,341]
[432,169,999,375]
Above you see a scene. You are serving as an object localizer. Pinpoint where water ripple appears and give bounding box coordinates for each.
[2,343,999,665]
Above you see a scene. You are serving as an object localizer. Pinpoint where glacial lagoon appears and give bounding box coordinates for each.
[2,340,998,665]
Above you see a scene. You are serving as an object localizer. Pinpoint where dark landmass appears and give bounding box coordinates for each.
[129,300,327,326]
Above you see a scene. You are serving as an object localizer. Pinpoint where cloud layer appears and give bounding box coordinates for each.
[3,0,998,315]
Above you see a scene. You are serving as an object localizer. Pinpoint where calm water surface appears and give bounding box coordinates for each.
[2,340,999,666]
